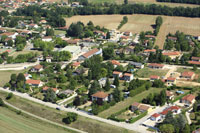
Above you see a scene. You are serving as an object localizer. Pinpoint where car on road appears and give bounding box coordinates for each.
[56,107,61,110]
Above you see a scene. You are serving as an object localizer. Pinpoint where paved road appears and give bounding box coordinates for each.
[3,100,86,133]
[58,92,77,105]
[0,87,142,132]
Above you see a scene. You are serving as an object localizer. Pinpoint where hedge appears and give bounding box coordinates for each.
[129,111,147,123]
[171,91,191,103]
[107,107,129,122]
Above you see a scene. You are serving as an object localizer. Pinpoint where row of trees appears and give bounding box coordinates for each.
[154,16,163,36]
[142,90,166,106]
[157,0,200,5]
[117,16,128,30]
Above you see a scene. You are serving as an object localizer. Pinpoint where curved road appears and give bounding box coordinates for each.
[3,100,86,133]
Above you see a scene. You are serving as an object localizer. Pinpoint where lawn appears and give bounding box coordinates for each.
[10,51,42,58]
[176,67,200,75]
[135,67,168,78]
[0,91,134,133]
[54,30,66,35]
[98,87,163,118]
[0,107,74,133]
[0,69,28,87]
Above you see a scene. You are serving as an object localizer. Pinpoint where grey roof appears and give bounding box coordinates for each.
[129,61,143,66]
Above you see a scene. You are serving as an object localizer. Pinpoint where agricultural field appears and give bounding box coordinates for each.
[98,87,163,118]
[135,67,168,78]
[88,0,199,7]
[0,92,133,133]
[66,14,200,49]
[0,107,73,133]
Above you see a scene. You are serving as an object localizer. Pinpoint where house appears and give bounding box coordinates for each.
[31,64,43,72]
[71,62,80,69]
[42,36,52,42]
[123,73,134,81]
[188,61,200,65]
[191,57,200,62]
[181,94,196,105]
[144,49,156,55]
[111,60,120,68]
[181,71,195,79]
[58,89,74,97]
[129,62,144,69]
[138,104,151,113]
[91,91,109,104]
[145,35,156,39]
[24,74,32,80]
[167,36,177,42]
[166,77,176,86]
[166,90,174,100]
[131,102,141,112]
[148,63,164,69]
[162,51,181,60]
[28,23,39,29]
[192,128,200,133]
[45,56,52,63]
[40,19,47,24]
[61,46,81,58]
[0,32,18,39]
[26,79,43,87]
[151,113,161,121]
[113,71,123,78]
[160,106,181,118]
[65,39,80,45]
[42,86,59,94]
[124,31,132,37]
[98,78,107,88]
[150,75,160,81]
[79,48,102,60]
[123,47,134,54]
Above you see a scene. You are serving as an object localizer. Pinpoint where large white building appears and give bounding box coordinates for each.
[61,46,81,57]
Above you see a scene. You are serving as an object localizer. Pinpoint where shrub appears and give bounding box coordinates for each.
[62,112,78,124]
[6,93,13,100]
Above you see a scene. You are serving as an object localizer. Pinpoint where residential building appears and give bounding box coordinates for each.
[111,60,120,68]
[150,75,160,81]
[192,128,200,133]
[71,62,80,69]
[167,36,177,42]
[162,51,181,60]
[191,57,200,62]
[42,36,52,42]
[160,106,181,118]
[98,78,107,88]
[148,63,164,69]
[181,94,195,105]
[123,31,133,37]
[129,62,144,69]
[42,86,59,94]
[166,90,174,100]
[113,71,123,78]
[45,56,52,63]
[138,105,151,113]
[145,35,156,39]
[0,32,18,39]
[26,79,43,87]
[166,77,176,86]
[123,73,134,82]
[61,46,81,57]
[131,102,141,112]
[31,64,43,72]
[91,91,109,104]
[181,71,195,79]
[24,74,32,80]
[150,113,161,121]
[143,49,156,56]
[79,48,102,60]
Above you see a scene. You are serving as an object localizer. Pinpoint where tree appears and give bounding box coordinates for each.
[43,88,56,103]
[193,102,197,112]
[0,98,5,106]
[103,47,114,60]
[113,76,119,87]
[159,124,174,133]
[46,28,54,36]
[124,0,128,4]
[106,32,110,39]
[7,40,13,47]
[153,79,164,88]
[62,112,78,124]
[6,93,13,100]
[57,74,67,83]
[193,65,197,71]
[159,90,166,106]
[73,96,81,106]
[17,73,25,82]
[104,78,110,91]
[182,124,190,133]
[112,87,122,102]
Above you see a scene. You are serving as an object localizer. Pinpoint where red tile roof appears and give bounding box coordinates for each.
[124,73,132,77]
[0,32,15,36]
[139,105,150,111]
[113,71,122,75]
[145,35,156,38]
[167,77,176,81]
[92,91,108,99]
[166,90,174,97]
[161,106,180,115]
[144,49,156,53]
[111,60,120,65]
[33,64,43,70]
[26,79,41,85]
[43,86,58,92]
[148,63,164,68]
[82,48,99,58]
[72,62,80,67]
[150,75,160,79]
[151,113,160,118]
[132,102,140,107]
[167,36,177,40]
[191,56,200,60]
[182,94,195,103]
[162,51,180,56]
[181,71,195,77]
[188,61,200,65]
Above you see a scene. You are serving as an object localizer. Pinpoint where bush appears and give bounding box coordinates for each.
[0,98,5,106]
[6,93,13,100]
[62,112,78,124]
[129,111,147,123]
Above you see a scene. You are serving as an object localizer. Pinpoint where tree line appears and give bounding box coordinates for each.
[157,0,200,5]
[117,16,128,30]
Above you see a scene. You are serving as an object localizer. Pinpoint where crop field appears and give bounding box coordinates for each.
[66,14,200,49]
[0,107,72,133]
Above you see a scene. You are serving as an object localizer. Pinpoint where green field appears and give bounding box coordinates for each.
[98,87,163,118]
[0,91,134,133]
[54,30,66,35]
[135,67,168,78]
[0,107,74,133]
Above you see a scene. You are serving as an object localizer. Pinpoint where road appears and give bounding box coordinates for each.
[58,92,77,105]
[3,100,86,133]
[0,87,144,133]
[0,61,39,71]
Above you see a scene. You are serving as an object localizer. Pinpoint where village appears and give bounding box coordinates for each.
[0,0,200,133]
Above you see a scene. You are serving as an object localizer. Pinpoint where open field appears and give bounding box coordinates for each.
[0,107,73,133]
[135,67,168,78]
[88,0,199,7]
[98,87,163,118]
[0,70,28,87]
[66,14,200,49]
[0,91,133,133]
